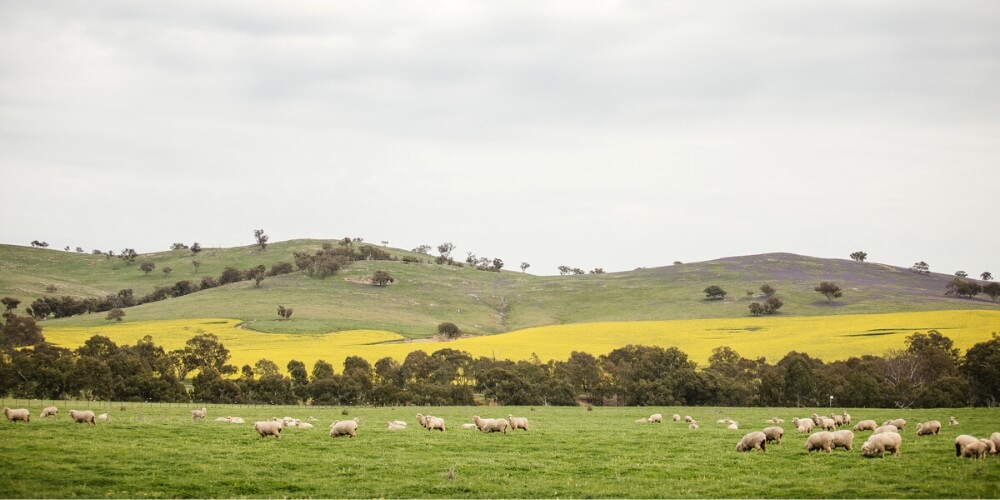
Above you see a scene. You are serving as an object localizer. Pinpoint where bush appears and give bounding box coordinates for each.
[704,285,726,300]
[437,322,461,340]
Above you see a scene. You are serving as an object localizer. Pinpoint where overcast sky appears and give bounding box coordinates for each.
[2,1,998,276]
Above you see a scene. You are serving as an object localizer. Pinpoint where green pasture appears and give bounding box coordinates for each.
[1,403,997,498]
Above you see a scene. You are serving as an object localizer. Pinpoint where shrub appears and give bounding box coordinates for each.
[437,322,461,340]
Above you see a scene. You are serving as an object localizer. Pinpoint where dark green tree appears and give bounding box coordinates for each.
[139,261,156,275]
[850,251,867,262]
[815,281,842,302]
[703,285,727,300]
[371,270,394,286]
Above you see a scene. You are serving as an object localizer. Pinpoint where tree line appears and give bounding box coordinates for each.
[3,318,998,408]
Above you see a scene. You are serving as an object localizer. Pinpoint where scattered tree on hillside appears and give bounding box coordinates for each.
[119,248,138,263]
[371,270,394,286]
[748,297,783,316]
[589,268,605,274]
[437,322,461,340]
[254,229,269,252]
[955,271,968,278]
[171,243,188,251]
[814,281,843,302]
[2,297,21,315]
[558,265,584,275]
[268,262,294,276]
[246,265,266,287]
[191,242,202,254]
[412,244,431,254]
[760,284,776,297]
[106,308,125,322]
[162,267,172,277]
[910,261,930,274]
[277,305,293,320]
[75,247,83,253]
[139,261,156,276]
[748,302,766,316]
[981,271,993,281]
[704,285,727,300]
[945,278,981,299]
[381,240,389,246]
[192,260,201,273]
[30,240,49,248]
[436,242,456,264]
[984,282,1000,302]
[850,251,867,262]
[520,262,530,273]
[218,267,244,285]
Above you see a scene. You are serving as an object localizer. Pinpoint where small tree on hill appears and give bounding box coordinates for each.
[106,308,125,322]
[254,229,269,252]
[191,242,202,254]
[945,278,981,299]
[981,271,993,281]
[704,285,727,300]
[815,281,843,302]
[192,260,201,273]
[955,271,968,278]
[246,265,266,287]
[277,305,293,320]
[760,284,776,297]
[162,267,173,277]
[438,322,461,340]
[520,262,530,273]
[119,248,138,263]
[140,261,155,275]
[983,282,1000,302]
[850,251,867,262]
[371,270,394,286]
[911,261,930,274]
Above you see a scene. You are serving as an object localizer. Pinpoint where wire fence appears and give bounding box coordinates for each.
[0,398,337,412]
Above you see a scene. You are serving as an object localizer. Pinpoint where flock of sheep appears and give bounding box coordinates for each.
[633,410,999,460]
[7,404,998,460]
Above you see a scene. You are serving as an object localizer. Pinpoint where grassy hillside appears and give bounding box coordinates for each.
[1,242,996,339]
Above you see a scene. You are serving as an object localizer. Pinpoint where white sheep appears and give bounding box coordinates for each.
[297,422,314,429]
[805,431,835,453]
[461,423,477,430]
[793,417,814,433]
[215,416,245,424]
[817,417,837,432]
[2,407,30,423]
[831,414,845,427]
[387,421,407,431]
[254,420,282,439]
[735,431,767,452]
[672,414,681,422]
[97,413,109,422]
[990,433,1000,455]
[634,418,649,424]
[647,413,662,424]
[688,421,699,430]
[424,415,446,432]
[765,417,785,424]
[508,414,530,431]
[862,432,902,458]
[916,420,941,436]
[41,406,58,418]
[473,416,508,434]
[717,418,734,425]
[762,426,784,445]
[959,439,992,460]
[882,418,906,431]
[727,422,739,430]
[390,420,407,427]
[853,420,877,432]
[954,434,978,457]
[329,418,359,438]
[948,416,959,426]
[416,413,428,428]
[68,410,95,425]
[684,415,693,423]
[832,430,855,451]
[191,407,207,421]
[841,411,852,426]
[874,424,898,435]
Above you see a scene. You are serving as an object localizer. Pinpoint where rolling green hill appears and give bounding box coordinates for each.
[1,241,996,339]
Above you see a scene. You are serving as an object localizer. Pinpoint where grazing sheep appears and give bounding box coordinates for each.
[2,407,30,423]
[832,430,855,451]
[765,417,785,425]
[948,416,959,426]
[990,433,1000,454]
[672,414,681,422]
[841,411,852,426]
[424,415,446,432]
[955,435,979,457]
[191,407,207,421]
[688,421,699,430]
[297,422,314,429]
[861,432,902,458]
[916,420,941,436]
[329,418,359,438]
[727,422,739,430]
[97,413,109,422]
[390,420,407,427]
[508,414,530,431]
[831,414,845,427]
[853,420,878,432]
[874,425,898,435]
[762,426,784,445]
[307,416,318,422]
[717,418,734,425]
[280,417,303,428]
[805,431,836,453]
[473,416,508,434]
[215,416,244,424]
[635,418,649,424]
[817,417,837,432]
[684,415,693,423]
[735,431,767,452]
[254,420,282,439]
[41,406,58,418]
[461,423,477,430]
[387,421,407,430]
[793,417,814,433]
[68,410,95,425]
[882,418,906,431]
[960,439,991,460]
[647,413,663,424]
[416,413,428,428]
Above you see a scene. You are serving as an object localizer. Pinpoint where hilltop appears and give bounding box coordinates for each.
[0,241,995,338]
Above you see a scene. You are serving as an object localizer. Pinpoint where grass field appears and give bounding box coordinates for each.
[41,310,1000,370]
[0,402,997,498]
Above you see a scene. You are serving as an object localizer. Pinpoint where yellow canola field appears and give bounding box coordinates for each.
[43,310,1000,371]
